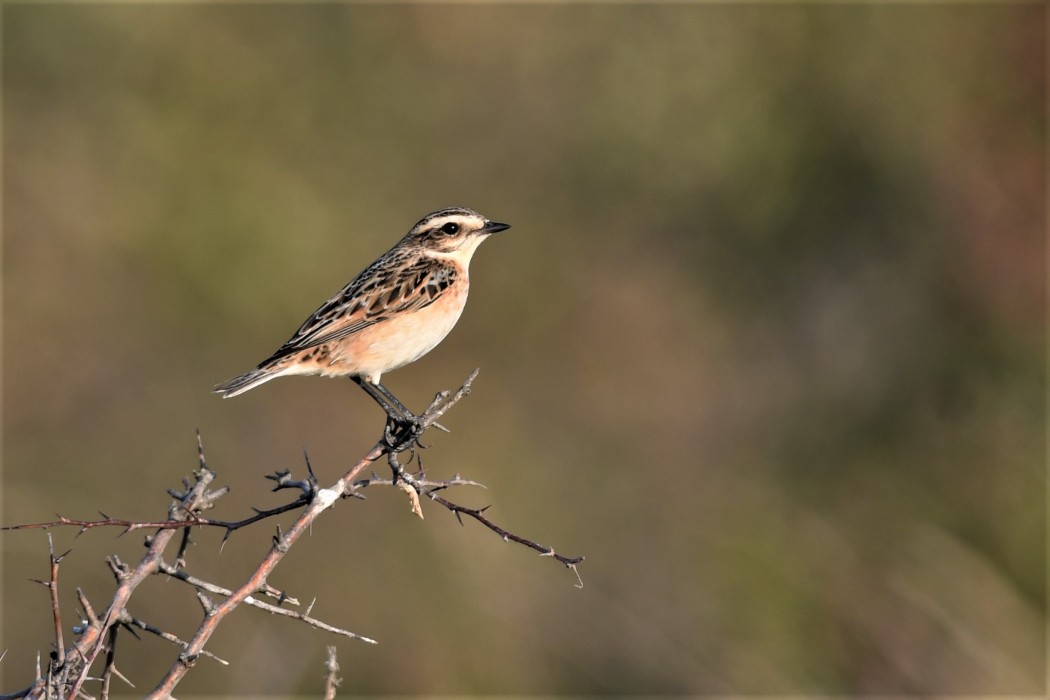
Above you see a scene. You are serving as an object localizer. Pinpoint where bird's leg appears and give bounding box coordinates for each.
[373,382,416,421]
[351,377,424,448]
[351,376,407,419]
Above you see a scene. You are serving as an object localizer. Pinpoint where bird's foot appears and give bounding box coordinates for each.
[383,412,426,453]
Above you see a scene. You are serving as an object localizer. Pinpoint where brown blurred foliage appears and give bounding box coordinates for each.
[3,4,1044,696]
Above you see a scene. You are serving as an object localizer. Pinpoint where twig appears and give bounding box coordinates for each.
[323,646,341,700]
[428,490,585,568]
[31,534,71,668]
[100,624,129,700]
[3,475,319,551]
[353,473,486,491]
[380,453,586,585]
[116,611,229,666]
[156,561,374,643]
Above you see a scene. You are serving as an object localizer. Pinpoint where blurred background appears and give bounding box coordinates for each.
[3,4,1044,697]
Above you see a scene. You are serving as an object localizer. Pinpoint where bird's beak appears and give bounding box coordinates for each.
[481,220,511,234]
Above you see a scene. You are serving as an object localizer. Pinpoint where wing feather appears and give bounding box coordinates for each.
[259,252,457,365]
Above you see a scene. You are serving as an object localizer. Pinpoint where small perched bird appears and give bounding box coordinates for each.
[215,206,511,428]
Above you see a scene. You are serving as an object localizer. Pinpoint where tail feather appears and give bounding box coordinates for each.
[214,368,281,398]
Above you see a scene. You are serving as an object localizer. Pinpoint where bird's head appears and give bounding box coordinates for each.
[406,207,511,261]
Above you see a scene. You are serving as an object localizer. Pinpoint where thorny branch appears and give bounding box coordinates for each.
[2,370,585,698]
[30,535,70,669]
[1,469,315,544]
[360,464,585,580]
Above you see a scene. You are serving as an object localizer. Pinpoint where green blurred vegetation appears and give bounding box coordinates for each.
[3,4,1044,696]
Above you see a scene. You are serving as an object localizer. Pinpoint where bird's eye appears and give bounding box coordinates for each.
[440,222,460,235]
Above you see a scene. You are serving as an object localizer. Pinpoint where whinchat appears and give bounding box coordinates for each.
[215,207,511,428]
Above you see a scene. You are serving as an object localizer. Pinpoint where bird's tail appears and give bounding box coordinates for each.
[214,367,281,398]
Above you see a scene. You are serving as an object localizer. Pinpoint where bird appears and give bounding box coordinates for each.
[215,206,511,431]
